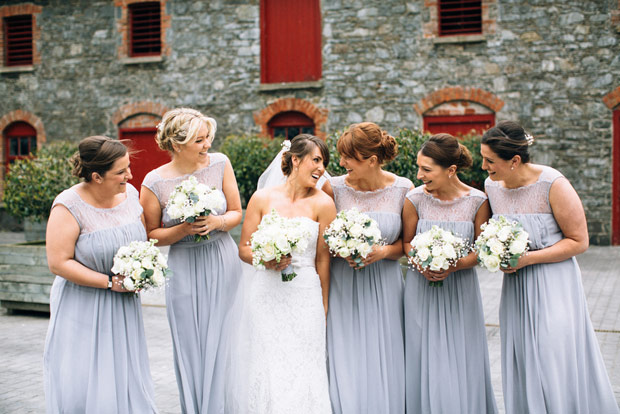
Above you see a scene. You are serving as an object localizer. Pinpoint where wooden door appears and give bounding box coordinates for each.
[423,114,495,137]
[119,128,169,191]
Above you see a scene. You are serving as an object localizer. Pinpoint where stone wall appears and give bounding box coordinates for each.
[1,0,619,243]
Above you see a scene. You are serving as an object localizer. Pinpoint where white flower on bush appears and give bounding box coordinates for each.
[323,208,384,264]
[112,239,170,292]
[474,216,530,272]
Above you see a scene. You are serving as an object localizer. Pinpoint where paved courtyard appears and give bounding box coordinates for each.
[0,232,618,413]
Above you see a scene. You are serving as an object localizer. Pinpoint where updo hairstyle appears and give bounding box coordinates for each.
[71,136,128,182]
[481,120,531,163]
[156,107,217,152]
[281,134,330,176]
[420,133,473,170]
[336,122,398,165]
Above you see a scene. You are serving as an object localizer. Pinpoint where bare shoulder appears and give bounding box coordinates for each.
[312,187,336,207]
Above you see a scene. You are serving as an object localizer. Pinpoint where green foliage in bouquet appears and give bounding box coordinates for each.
[219,134,282,207]
[3,141,80,222]
[325,127,487,190]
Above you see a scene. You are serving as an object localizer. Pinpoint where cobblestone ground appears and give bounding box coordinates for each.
[1,244,619,413]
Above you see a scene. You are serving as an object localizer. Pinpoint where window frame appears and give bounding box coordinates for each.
[4,121,37,171]
[3,14,33,67]
[438,0,483,37]
[267,111,316,140]
[128,1,162,58]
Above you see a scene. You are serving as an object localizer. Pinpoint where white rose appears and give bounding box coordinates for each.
[416,247,430,262]
[275,236,291,255]
[482,254,501,272]
[431,245,444,258]
[357,242,372,258]
[430,256,448,271]
[443,243,457,260]
[488,238,505,256]
[338,247,351,258]
[517,230,529,242]
[123,277,135,291]
[497,226,512,242]
[260,243,277,263]
[482,223,499,237]
[350,223,364,238]
[141,257,154,269]
[151,269,165,287]
[132,260,142,270]
[509,239,528,255]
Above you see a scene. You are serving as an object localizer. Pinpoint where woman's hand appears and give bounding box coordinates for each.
[345,245,387,270]
[419,267,454,282]
[263,255,292,272]
[110,275,135,293]
[499,253,530,274]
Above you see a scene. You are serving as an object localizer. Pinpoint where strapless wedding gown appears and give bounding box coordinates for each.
[226,216,332,414]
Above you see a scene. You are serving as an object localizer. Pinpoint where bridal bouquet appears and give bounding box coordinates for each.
[323,208,383,268]
[111,239,170,292]
[407,225,470,287]
[166,175,226,242]
[474,216,530,273]
[251,209,311,282]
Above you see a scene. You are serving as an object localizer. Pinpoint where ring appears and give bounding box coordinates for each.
[206,225,209,230]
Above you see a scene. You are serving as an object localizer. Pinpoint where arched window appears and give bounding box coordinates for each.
[4,121,37,170]
[268,111,315,139]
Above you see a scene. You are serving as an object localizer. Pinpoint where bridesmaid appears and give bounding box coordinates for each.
[402,133,497,414]
[140,108,242,414]
[323,122,413,413]
[481,120,619,413]
[44,136,157,413]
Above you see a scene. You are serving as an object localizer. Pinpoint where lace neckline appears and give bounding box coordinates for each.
[152,154,217,182]
[493,165,547,191]
[342,174,397,194]
[421,187,474,204]
[70,185,129,211]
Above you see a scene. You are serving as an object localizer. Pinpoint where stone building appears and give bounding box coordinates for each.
[0,0,619,244]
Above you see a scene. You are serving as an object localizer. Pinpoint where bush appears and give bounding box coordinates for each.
[325,128,487,190]
[4,141,80,222]
[219,134,282,207]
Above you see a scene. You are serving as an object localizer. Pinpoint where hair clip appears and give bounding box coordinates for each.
[156,122,163,131]
[281,140,291,152]
[525,133,535,146]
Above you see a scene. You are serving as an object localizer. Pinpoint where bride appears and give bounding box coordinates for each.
[226,134,336,413]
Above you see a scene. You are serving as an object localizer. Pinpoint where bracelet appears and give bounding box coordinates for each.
[107,275,113,290]
[219,216,226,231]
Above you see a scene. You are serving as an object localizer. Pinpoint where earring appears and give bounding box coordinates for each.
[511,166,514,170]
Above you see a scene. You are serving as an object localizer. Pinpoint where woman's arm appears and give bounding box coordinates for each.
[402,198,419,264]
[140,186,194,246]
[46,205,128,292]
[203,158,243,233]
[449,199,491,273]
[510,177,588,270]
[315,196,337,315]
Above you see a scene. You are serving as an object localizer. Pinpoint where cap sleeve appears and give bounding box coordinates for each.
[51,188,83,229]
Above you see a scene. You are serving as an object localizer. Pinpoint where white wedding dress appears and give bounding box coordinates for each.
[226,215,332,414]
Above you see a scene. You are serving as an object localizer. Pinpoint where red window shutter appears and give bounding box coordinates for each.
[267,111,315,139]
[119,128,170,190]
[261,0,322,83]
[129,2,161,57]
[4,122,37,171]
[4,15,33,66]
[438,0,482,36]
[423,114,494,137]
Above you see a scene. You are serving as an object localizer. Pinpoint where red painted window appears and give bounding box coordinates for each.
[438,0,482,36]
[268,111,315,139]
[260,0,321,84]
[129,2,161,57]
[119,128,170,190]
[4,122,37,170]
[423,114,494,137]
[613,109,620,245]
[3,14,33,66]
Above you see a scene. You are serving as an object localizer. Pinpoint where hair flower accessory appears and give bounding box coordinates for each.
[525,133,535,146]
[281,140,291,152]
[156,122,163,131]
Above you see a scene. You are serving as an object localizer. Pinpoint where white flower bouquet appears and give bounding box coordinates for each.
[251,209,311,282]
[407,225,470,287]
[323,208,383,268]
[474,216,530,273]
[111,239,170,292]
[166,175,226,242]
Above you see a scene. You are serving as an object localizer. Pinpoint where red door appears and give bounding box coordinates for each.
[423,114,495,136]
[119,128,169,191]
[613,110,620,245]
[260,0,321,83]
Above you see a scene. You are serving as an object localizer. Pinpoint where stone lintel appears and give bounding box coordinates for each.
[119,56,164,65]
[258,80,323,92]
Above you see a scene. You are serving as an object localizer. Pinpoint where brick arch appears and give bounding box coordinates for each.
[603,86,620,110]
[0,110,46,144]
[254,98,329,140]
[112,101,169,128]
[414,87,504,115]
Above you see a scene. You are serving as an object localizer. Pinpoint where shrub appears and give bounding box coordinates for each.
[219,134,282,206]
[325,128,486,190]
[4,141,80,222]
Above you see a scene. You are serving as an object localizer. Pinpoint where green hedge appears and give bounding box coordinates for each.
[219,134,282,206]
[4,141,79,222]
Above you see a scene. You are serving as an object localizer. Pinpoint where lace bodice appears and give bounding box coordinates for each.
[141,153,229,242]
[330,174,413,244]
[485,166,563,215]
[485,166,566,250]
[406,187,487,223]
[52,184,143,235]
